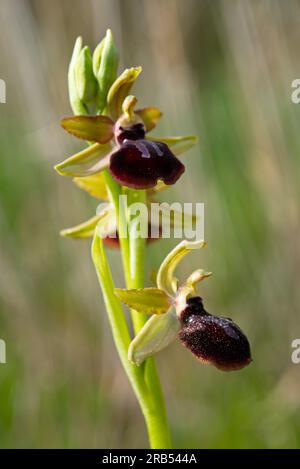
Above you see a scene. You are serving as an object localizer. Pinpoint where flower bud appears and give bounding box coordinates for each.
[178,297,252,371]
[68,37,88,115]
[74,46,98,103]
[93,29,119,113]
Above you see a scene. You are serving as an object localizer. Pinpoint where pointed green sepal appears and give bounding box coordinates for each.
[73,172,108,200]
[128,310,180,365]
[148,135,198,156]
[54,142,112,177]
[115,288,171,315]
[61,115,114,143]
[107,67,142,120]
[60,213,102,239]
[60,203,115,239]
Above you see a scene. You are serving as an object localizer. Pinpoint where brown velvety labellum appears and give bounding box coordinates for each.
[179,297,252,371]
[109,139,185,189]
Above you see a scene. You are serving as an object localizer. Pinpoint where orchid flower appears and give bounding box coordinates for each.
[55,80,197,189]
[115,240,252,371]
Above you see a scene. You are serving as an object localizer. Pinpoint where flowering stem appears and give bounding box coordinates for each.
[94,171,172,448]
[126,188,148,333]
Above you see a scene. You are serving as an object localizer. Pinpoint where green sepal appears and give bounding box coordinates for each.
[73,172,108,200]
[107,67,142,120]
[54,142,112,177]
[60,214,102,239]
[61,115,114,143]
[60,203,116,239]
[148,135,198,156]
[115,288,171,315]
[128,310,181,365]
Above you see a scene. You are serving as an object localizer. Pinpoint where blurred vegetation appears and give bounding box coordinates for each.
[0,0,300,448]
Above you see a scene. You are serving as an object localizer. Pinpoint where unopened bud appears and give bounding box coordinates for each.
[74,46,98,103]
[68,37,88,115]
[93,29,119,113]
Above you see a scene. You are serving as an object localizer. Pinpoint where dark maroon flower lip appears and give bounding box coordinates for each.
[109,139,185,189]
[178,297,252,371]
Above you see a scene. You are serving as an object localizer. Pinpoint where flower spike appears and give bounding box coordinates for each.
[115,240,251,371]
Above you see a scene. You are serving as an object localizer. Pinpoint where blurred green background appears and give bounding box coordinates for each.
[0,0,300,448]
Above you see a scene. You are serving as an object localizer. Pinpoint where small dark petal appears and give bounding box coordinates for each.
[109,139,185,189]
[179,297,252,371]
[114,123,146,144]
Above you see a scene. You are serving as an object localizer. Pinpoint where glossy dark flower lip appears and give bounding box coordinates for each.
[178,297,252,371]
[109,139,185,189]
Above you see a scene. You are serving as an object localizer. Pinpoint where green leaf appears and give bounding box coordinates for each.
[157,239,207,296]
[74,46,98,103]
[128,310,181,365]
[148,135,198,156]
[73,172,108,200]
[107,67,142,120]
[135,107,162,132]
[61,115,114,143]
[115,288,171,315]
[54,142,112,177]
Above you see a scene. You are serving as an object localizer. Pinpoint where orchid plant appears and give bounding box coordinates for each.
[55,30,252,449]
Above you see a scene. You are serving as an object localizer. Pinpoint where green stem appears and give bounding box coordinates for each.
[96,172,172,448]
[92,233,171,448]
[126,188,148,333]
